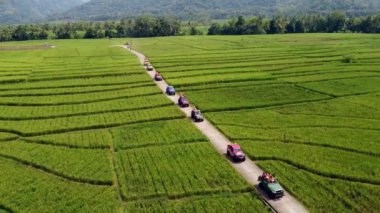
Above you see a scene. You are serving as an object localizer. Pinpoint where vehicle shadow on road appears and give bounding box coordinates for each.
[223,153,246,164]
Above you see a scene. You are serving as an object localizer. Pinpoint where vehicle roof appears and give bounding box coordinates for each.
[230,144,241,148]
[267,182,284,192]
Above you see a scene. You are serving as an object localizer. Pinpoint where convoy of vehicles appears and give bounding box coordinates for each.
[144,58,284,201]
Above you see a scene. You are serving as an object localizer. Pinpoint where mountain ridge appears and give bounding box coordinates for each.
[1,0,380,24]
[0,0,86,24]
[59,0,380,21]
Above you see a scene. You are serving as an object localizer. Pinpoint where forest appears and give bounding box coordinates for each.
[1,13,380,42]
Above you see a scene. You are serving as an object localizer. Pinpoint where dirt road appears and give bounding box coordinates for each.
[125,46,308,213]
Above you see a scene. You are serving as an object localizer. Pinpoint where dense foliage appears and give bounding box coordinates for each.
[1,13,380,42]
[208,13,380,35]
[59,0,380,21]
[0,16,181,41]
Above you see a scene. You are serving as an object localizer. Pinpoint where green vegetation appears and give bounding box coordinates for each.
[2,12,380,42]
[60,0,380,21]
[115,143,250,199]
[125,192,269,212]
[258,161,380,212]
[0,158,117,213]
[132,33,380,212]
[0,39,268,212]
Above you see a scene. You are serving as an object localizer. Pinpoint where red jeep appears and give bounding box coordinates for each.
[227,144,246,162]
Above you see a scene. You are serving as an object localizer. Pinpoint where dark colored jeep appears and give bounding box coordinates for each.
[258,172,285,199]
[178,95,189,107]
[166,86,176,95]
[191,109,204,122]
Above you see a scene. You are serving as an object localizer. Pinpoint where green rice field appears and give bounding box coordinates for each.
[0,40,269,212]
[131,34,380,212]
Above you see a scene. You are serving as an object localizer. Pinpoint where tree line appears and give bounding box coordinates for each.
[1,12,379,42]
[208,12,380,35]
[0,16,182,42]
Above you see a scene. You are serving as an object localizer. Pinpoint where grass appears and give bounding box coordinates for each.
[0,158,118,213]
[0,140,113,184]
[0,39,269,212]
[130,33,380,212]
[115,143,251,200]
[125,192,270,212]
[258,161,380,213]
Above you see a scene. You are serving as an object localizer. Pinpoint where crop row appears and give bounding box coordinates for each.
[26,128,113,149]
[167,71,274,87]
[0,158,117,213]
[111,119,208,150]
[0,105,184,136]
[183,83,330,112]
[154,57,341,73]
[31,61,142,75]
[299,76,380,96]
[0,85,161,106]
[0,82,153,97]
[114,143,251,200]
[276,71,380,84]
[30,68,142,80]
[208,108,380,154]
[124,192,270,212]
[0,94,172,120]
[239,140,380,184]
[0,75,151,91]
[0,140,113,183]
[23,118,208,150]
[258,161,380,213]
[162,62,325,79]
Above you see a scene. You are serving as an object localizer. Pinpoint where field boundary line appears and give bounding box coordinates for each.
[0,153,112,186]
[0,103,173,121]
[125,46,308,213]
[0,91,161,106]
[0,204,14,213]
[233,137,380,157]
[0,83,153,98]
[0,82,152,92]
[115,139,209,151]
[256,158,380,186]
[0,116,185,137]
[20,138,109,150]
[108,133,124,211]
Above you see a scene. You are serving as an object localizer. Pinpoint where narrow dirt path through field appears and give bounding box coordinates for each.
[123,46,308,213]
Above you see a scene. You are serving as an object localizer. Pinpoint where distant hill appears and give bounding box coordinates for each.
[0,0,86,24]
[1,0,380,24]
[59,0,380,21]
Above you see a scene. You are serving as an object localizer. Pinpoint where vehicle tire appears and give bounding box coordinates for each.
[259,182,264,190]
[269,192,275,199]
